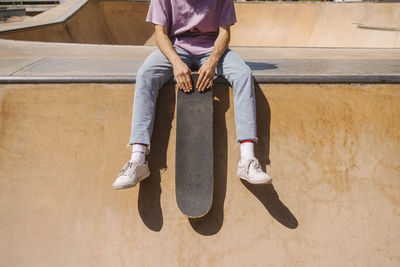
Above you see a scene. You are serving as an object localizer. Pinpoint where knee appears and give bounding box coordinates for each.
[134,68,157,99]
[241,65,253,79]
[136,66,162,94]
[232,64,253,79]
[136,66,152,82]
[231,65,253,85]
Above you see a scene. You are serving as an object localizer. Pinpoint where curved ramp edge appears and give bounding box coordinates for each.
[0,0,88,33]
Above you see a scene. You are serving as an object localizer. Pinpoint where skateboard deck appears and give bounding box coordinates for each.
[175,73,213,218]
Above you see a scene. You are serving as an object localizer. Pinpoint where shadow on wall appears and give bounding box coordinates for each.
[136,82,298,234]
[242,84,298,230]
[190,83,298,234]
[137,84,177,232]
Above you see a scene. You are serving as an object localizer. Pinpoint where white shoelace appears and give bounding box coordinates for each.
[246,158,263,174]
[120,161,138,176]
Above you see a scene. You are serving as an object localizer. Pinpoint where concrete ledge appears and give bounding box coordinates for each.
[1,40,399,84]
[1,75,400,84]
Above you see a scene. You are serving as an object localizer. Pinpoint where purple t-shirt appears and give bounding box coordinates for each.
[146,0,237,55]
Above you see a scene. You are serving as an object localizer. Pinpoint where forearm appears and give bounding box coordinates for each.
[207,26,231,67]
[195,26,231,91]
[154,25,192,92]
[155,25,183,67]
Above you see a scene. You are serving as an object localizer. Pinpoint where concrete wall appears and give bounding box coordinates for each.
[0,83,399,266]
[0,1,154,44]
[0,0,399,48]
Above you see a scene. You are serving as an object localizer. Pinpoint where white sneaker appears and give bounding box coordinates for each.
[112,160,150,190]
[237,157,272,184]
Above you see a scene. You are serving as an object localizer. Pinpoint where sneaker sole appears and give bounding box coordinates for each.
[239,175,272,185]
[112,172,151,190]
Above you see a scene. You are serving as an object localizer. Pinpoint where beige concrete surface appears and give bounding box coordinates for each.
[0,0,399,266]
[0,1,399,48]
[1,39,399,83]
[0,83,399,266]
[2,38,400,60]
[0,16,31,24]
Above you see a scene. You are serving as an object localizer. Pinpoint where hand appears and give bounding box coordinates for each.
[173,60,192,92]
[197,58,216,91]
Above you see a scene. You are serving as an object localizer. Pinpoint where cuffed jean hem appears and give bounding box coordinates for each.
[126,142,151,154]
[237,137,258,144]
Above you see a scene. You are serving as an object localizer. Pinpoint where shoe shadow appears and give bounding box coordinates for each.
[137,84,176,232]
[189,85,229,235]
[241,83,298,229]
[241,181,298,229]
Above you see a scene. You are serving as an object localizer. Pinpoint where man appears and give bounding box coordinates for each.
[112,0,272,189]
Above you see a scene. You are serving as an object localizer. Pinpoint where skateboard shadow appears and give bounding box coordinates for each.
[137,84,176,232]
[141,82,298,232]
[241,84,298,229]
[189,84,229,235]
[189,82,298,234]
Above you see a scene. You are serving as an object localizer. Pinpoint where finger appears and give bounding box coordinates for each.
[198,72,209,91]
[176,76,184,91]
[206,78,213,89]
[202,73,214,91]
[178,73,188,92]
[196,71,206,89]
[196,69,206,91]
[184,73,192,91]
[207,74,215,89]
[179,74,189,92]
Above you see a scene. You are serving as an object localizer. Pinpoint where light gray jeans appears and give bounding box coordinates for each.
[129,47,257,147]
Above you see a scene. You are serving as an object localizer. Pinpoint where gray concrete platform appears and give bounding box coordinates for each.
[1,39,400,83]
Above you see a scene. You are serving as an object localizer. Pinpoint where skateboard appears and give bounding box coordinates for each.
[175,73,213,218]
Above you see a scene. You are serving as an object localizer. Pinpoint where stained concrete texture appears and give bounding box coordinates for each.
[0,83,399,266]
[0,0,400,48]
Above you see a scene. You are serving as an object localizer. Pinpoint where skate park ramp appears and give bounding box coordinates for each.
[0,0,399,47]
[1,1,400,266]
